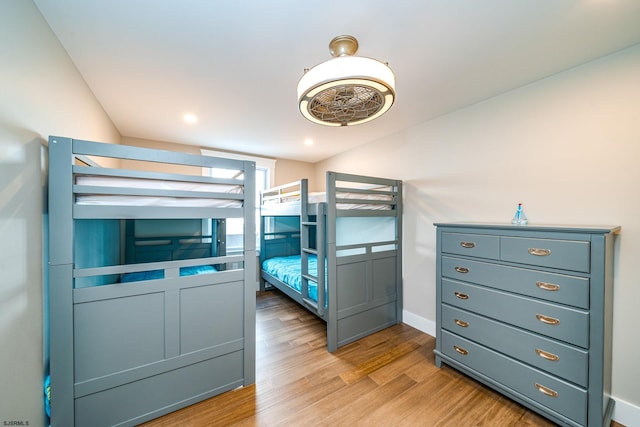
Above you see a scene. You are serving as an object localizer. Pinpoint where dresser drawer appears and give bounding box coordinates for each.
[441,331,587,426]
[500,237,590,273]
[441,256,590,309]
[442,305,588,386]
[442,279,589,348]
[441,232,499,259]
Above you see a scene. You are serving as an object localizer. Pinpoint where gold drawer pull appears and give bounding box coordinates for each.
[536,281,560,291]
[528,248,551,256]
[460,241,476,249]
[535,348,560,362]
[454,319,469,328]
[454,345,468,355]
[536,314,560,325]
[454,266,469,274]
[454,292,469,300]
[535,383,558,398]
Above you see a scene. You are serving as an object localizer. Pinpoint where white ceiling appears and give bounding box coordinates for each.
[35,1,640,163]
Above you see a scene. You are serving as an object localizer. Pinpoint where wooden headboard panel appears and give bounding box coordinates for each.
[124,219,225,264]
[261,231,300,260]
[131,238,213,263]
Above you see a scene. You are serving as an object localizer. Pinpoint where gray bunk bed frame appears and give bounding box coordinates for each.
[259,171,403,352]
[47,137,256,426]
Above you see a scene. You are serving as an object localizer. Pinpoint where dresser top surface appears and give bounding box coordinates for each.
[434,222,621,234]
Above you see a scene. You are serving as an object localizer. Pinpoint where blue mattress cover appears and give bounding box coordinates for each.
[121,265,217,283]
[262,255,325,302]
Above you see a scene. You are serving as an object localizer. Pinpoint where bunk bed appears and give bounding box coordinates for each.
[47,137,256,427]
[259,172,402,352]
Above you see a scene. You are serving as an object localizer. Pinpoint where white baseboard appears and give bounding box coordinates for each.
[402,309,435,337]
[613,397,640,427]
[401,310,639,427]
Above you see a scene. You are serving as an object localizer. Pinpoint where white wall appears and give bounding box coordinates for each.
[316,43,640,425]
[0,2,120,426]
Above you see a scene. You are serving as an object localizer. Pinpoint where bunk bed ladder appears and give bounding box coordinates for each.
[300,182,326,317]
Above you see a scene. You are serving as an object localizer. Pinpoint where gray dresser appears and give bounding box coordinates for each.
[434,223,619,427]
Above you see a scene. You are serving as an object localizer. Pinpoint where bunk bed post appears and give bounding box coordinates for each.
[299,179,310,301]
[258,188,266,292]
[242,160,256,385]
[315,202,326,317]
[47,136,75,427]
[325,172,339,352]
[215,217,226,258]
[395,180,403,322]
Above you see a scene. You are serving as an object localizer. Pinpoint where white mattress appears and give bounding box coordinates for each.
[75,176,243,207]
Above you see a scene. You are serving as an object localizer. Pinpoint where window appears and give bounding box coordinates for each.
[201,149,275,253]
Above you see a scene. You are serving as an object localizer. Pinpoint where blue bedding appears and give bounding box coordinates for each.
[261,254,325,302]
[121,265,217,283]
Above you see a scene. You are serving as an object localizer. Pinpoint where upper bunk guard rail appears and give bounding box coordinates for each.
[335,196,396,206]
[49,137,255,220]
[328,171,401,188]
[334,187,398,203]
[72,165,244,187]
[260,176,400,216]
[261,190,302,203]
[333,186,396,195]
[71,138,245,171]
[328,172,401,216]
[260,180,303,203]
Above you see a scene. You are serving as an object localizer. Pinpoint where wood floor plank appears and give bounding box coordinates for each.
[367,345,433,386]
[139,290,624,427]
[360,368,468,424]
[272,376,379,426]
[243,376,347,426]
[314,374,418,427]
[339,339,421,385]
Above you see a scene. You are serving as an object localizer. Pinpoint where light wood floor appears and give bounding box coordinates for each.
[141,290,623,427]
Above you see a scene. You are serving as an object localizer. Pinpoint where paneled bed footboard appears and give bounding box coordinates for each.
[72,272,245,426]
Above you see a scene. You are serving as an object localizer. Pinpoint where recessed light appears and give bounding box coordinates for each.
[183,113,198,124]
[304,138,314,146]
